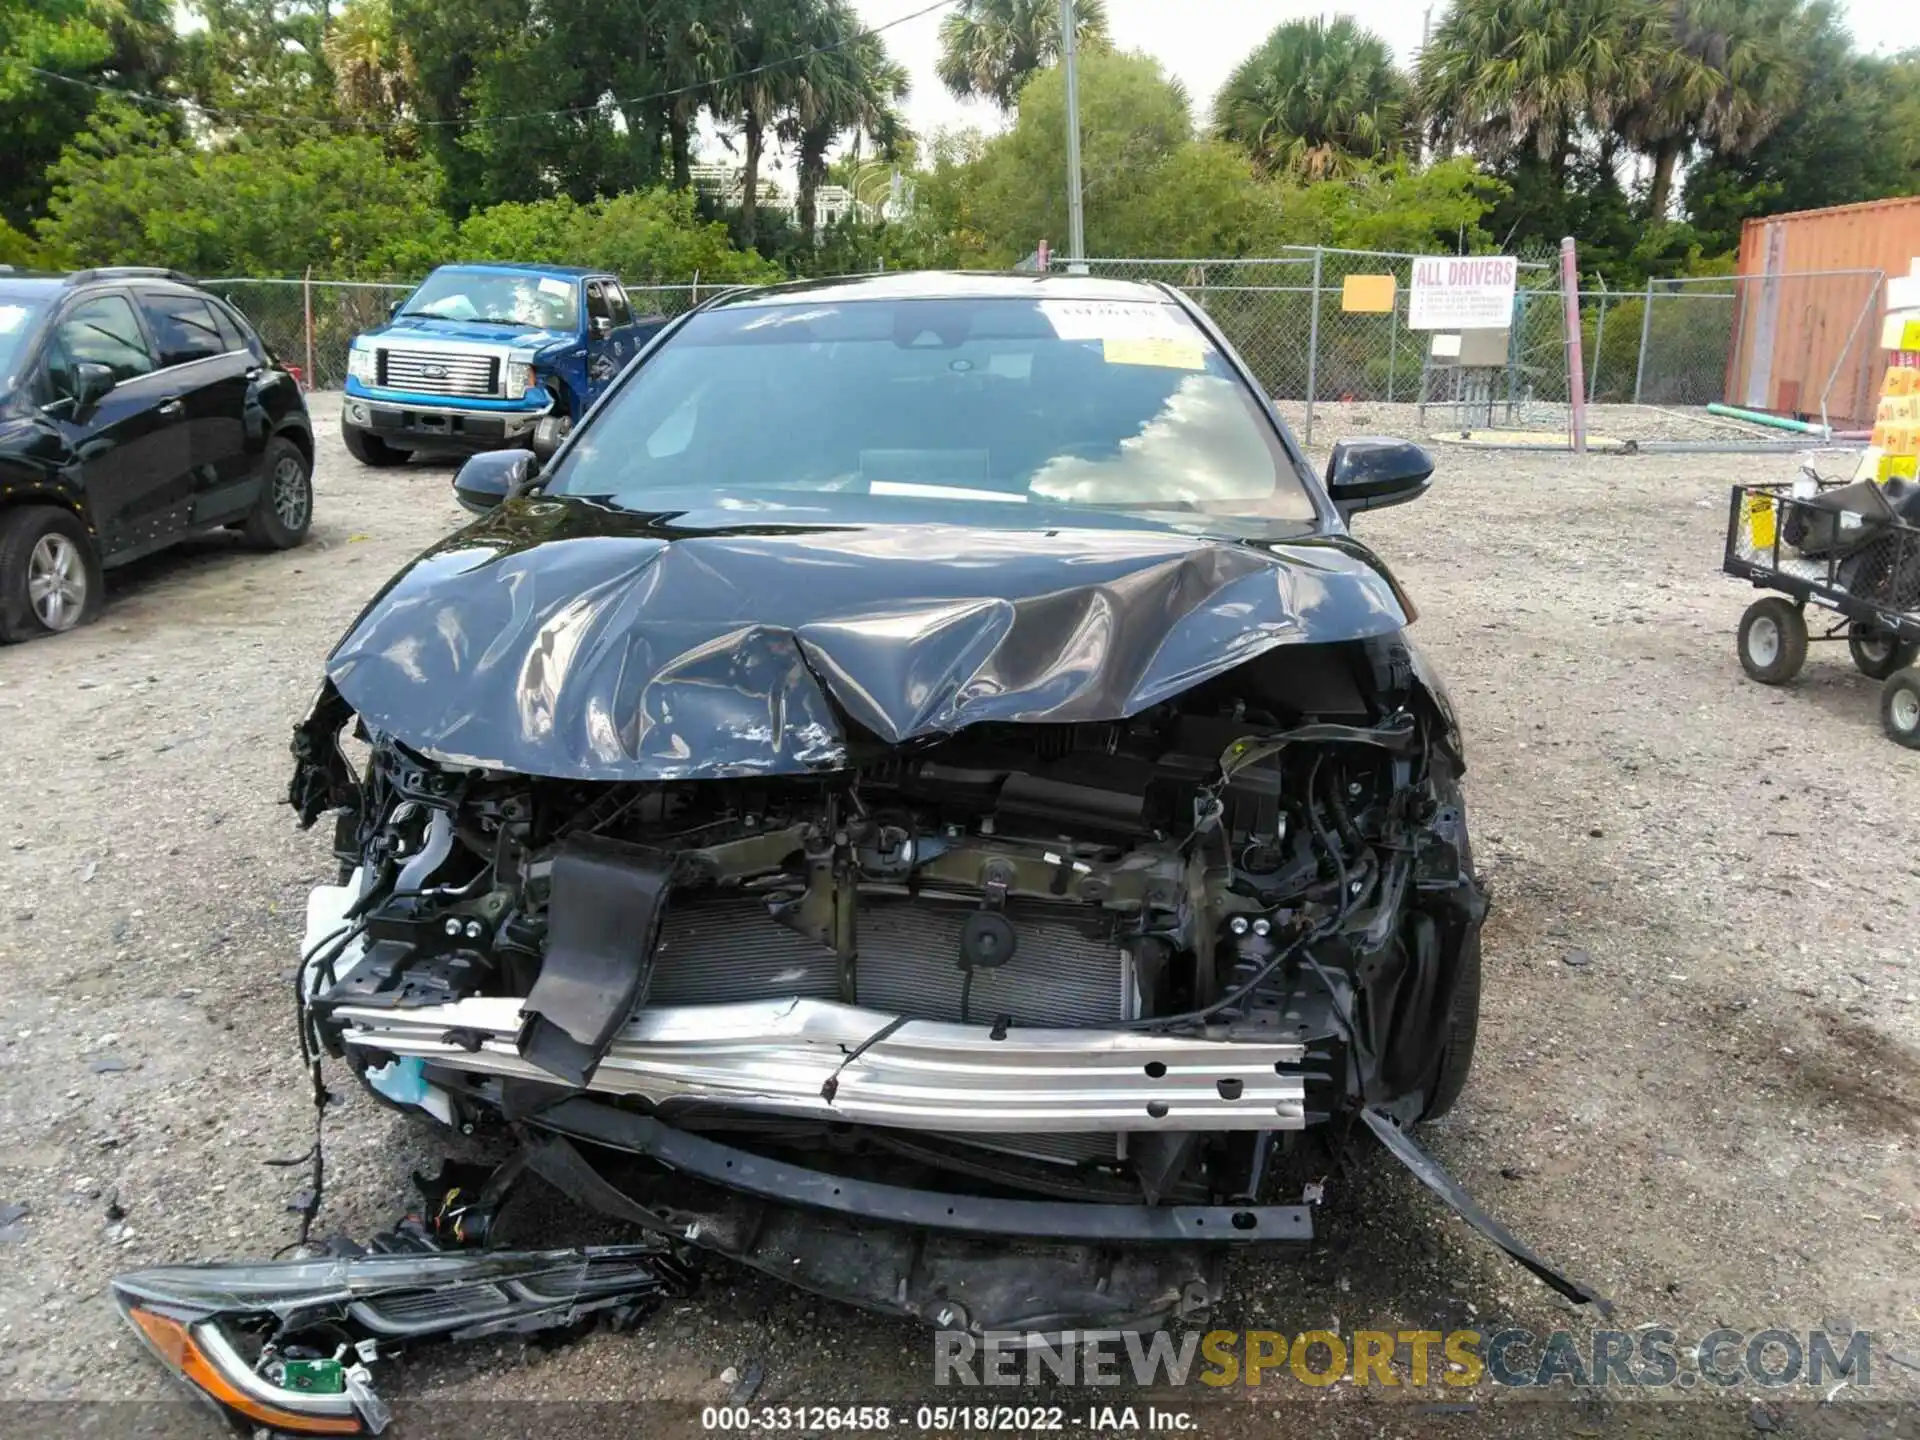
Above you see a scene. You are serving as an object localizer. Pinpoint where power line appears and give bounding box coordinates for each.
[24,0,958,136]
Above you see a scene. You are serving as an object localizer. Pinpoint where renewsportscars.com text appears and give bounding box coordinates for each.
[934,1328,1874,1391]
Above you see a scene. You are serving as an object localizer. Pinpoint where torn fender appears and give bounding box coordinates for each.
[321,496,1413,781]
[1363,1106,1613,1316]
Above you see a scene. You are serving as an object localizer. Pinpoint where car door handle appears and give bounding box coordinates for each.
[157,399,185,419]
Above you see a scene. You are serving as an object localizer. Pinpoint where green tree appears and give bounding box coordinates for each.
[0,0,174,229]
[935,0,1108,110]
[710,0,808,247]
[1214,16,1408,179]
[35,105,454,276]
[583,188,782,284]
[1275,157,1506,254]
[454,188,781,283]
[781,0,910,245]
[1417,0,1655,181]
[955,49,1302,262]
[654,0,727,191]
[178,0,335,119]
[452,0,674,208]
[324,0,416,133]
[1683,35,1920,248]
[1615,0,1809,220]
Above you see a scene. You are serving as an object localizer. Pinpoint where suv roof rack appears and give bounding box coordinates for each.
[66,266,198,287]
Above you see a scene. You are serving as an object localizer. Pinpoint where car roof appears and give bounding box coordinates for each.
[435,261,602,280]
[0,269,210,300]
[707,271,1177,309]
[0,276,64,302]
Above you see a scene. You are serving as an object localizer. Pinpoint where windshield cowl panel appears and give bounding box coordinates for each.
[323,495,1407,782]
[544,296,1322,536]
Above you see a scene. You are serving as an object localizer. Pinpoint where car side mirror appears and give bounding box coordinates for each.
[589,315,613,338]
[453,448,536,515]
[389,300,403,319]
[1325,437,1434,517]
[70,361,117,414]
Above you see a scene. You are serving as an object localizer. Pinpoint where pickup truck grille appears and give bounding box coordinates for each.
[377,348,500,398]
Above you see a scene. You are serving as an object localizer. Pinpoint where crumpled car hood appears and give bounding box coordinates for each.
[325,496,1412,780]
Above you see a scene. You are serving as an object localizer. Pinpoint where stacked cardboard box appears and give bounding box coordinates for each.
[1864,259,1920,483]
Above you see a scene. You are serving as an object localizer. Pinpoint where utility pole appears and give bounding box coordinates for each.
[1060,0,1087,270]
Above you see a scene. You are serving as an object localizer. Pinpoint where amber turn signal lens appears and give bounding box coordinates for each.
[125,1307,362,1435]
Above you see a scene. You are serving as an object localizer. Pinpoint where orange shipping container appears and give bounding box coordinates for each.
[1730,195,1920,427]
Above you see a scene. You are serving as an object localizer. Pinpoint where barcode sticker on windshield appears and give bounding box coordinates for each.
[0,305,27,333]
[537,277,572,297]
[1102,337,1205,370]
[1040,300,1191,342]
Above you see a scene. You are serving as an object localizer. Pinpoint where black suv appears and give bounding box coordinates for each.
[0,266,315,641]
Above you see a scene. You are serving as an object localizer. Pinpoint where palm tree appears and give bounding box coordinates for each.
[783,0,910,244]
[935,0,1108,110]
[1214,16,1408,179]
[712,0,804,248]
[324,0,414,130]
[1614,0,1808,220]
[652,1,728,192]
[1417,0,1658,181]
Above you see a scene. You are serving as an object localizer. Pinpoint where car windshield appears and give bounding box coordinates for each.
[542,295,1319,532]
[0,297,48,388]
[402,270,576,329]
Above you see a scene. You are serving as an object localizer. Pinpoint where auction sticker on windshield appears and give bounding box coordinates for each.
[1041,300,1194,342]
[1102,337,1206,370]
[538,277,572,297]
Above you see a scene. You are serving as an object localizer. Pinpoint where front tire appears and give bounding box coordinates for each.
[0,506,104,642]
[1737,597,1808,684]
[341,421,410,468]
[242,435,314,550]
[1420,928,1482,1122]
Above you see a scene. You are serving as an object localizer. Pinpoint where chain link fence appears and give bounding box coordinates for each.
[1624,271,1884,427]
[202,277,708,390]
[205,254,1888,443]
[1043,250,1572,443]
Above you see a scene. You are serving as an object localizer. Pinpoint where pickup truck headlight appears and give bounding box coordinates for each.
[505,356,537,397]
[346,344,377,385]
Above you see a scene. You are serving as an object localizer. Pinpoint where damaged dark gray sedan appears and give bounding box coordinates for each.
[281,274,1590,1343]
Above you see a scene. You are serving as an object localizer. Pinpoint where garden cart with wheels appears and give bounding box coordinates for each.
[1724,476,1920,748]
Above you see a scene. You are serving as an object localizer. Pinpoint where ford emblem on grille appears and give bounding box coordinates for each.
[421,363,449,379]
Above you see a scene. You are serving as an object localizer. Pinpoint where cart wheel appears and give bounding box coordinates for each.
[1883,667,1920,749]
[1737,597,1808,685]
[1848,622,1920,680]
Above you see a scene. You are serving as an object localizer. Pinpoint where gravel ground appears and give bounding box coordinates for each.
[1,397,1917,1438]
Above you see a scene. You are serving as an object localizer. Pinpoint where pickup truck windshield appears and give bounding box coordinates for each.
[402,270,576,329]
[0,297,48,388]
[544,296,1319,528]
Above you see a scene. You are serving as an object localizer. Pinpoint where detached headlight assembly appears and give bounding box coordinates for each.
[346,344,377,385]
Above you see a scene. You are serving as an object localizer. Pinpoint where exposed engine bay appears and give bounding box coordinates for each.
[291,635,1484,1218]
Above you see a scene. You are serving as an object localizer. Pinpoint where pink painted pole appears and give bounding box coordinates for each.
[1561,236,1588,454]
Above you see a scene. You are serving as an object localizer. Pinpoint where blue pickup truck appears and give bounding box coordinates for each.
[341,263,667,465]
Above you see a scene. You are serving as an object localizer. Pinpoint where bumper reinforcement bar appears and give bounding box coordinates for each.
[328,995,1311,1133]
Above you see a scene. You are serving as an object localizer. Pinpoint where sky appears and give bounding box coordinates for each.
[847,0,1920,149]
